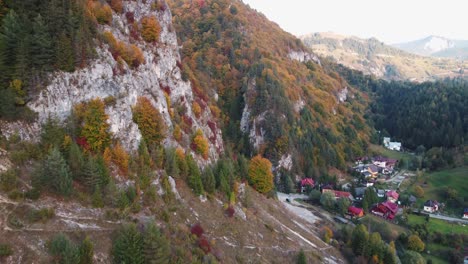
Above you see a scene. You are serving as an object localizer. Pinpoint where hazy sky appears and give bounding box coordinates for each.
[242,0,468,44]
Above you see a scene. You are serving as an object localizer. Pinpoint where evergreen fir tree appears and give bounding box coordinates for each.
[81,156,101,191]
[32,14,53,72]
[43,147,73,196]
[143,222,171,263]
[186,154,203,195]
[0,10,22,85]
[202,168,216,194]
[55,32,74,72]
[112,223,145,264]
[68,141,84,179]
[79,236,94,264]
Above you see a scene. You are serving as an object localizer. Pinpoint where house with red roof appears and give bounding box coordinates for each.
[371,201,398,220]
[386,190,399,203]
[348,206,364,218]
[300,178,314,193]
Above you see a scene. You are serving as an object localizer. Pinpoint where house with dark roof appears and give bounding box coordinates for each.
[463,208,468,219]
[423,200,439,213]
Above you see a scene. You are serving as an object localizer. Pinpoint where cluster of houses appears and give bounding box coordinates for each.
[371,190,400,220]
[383,137,402,151]
[354,156,399,183]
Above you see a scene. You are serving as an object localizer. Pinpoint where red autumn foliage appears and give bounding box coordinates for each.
[125,12,134,23]
[76,137,90,151]
[160,84,171,95]
[207,120,217,135]
[190,223,204,238]
[198,236,211,253]
[225,206,235,218]
[183,115,193,127]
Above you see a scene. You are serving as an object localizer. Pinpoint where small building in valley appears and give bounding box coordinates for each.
[423,200,439,213]
[386,190,399,203]
[348,206,364,218]
[463,208,468,219]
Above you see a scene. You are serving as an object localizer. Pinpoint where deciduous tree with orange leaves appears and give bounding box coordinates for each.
[76,99,111,152]
[141,16,161,43]
[248,155,273,194]
[132,97,167,147]
[191,129,209,159]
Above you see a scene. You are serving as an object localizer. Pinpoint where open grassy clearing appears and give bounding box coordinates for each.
[369,144,414,161]
[407,214,468,235]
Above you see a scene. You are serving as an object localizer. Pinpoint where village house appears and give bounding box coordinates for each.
[348,206,364,218]
[386,190,399,203]
[383,137,402,151]
[463,208,468,219]
[371,201,399,220]
[300,178,314,193]
[423,200,439,213]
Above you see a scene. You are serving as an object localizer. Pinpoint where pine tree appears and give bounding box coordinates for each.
[143,222,171,263]
[296,249,307,264]
[43,147,73,196]
[0,10,22,85]
[32,14,53,72]
[112,223,145,264]
[202,168,215,194]
[68,141,84,179]
[81,156,101,191]
[79,236,94,264]
[351,224,369,256]
[55,32,74,72]
[186,154,203,195]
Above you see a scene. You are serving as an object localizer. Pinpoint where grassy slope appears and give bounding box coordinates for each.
[369,144,414,161]
[407,214,468,235]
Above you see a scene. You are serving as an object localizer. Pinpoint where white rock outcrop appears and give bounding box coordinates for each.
[4,0,223,161]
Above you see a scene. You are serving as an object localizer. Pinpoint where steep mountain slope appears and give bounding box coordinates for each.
[168,0,372,181]
[0,0,351,263]
[301,32,467,81]
[1,0,223,162]
[394,35,468,59]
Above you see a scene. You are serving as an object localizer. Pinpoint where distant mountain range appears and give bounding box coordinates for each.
[393,35,468,59]
[301,32,467,81]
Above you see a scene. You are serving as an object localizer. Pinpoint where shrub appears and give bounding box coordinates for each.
[91,2,112,24]
[0,244,12,257]
[28,208,55,223]
[407,234,425,252]
[191,129,209,159]
[140,16,161,43]
[48,234,80,263]
[102,31,145,68]
[112,223,144,264]
[0,169,18,191]
[110,0,123,13]
[132,97,167,147]
[112,143,129,175]
[414,186,424,198]
[190,223,204,238]
[248,155,273,194]
[192,101,201,118]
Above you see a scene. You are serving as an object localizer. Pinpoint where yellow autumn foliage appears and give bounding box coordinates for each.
[248,155,273,194]
[141,16,161,43]
[192,129,209,159]
[132,97,167,146]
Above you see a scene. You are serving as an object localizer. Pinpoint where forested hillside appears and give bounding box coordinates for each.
[330,63,468,170]
[0,0,96,120]
[168,0,372,184]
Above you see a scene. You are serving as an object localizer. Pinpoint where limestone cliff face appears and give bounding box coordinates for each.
[11,0,222,161]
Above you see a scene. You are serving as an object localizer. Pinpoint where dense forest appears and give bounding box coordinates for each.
[0,0,97,120]
[168,0,371,183]
[330,63,468,169]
